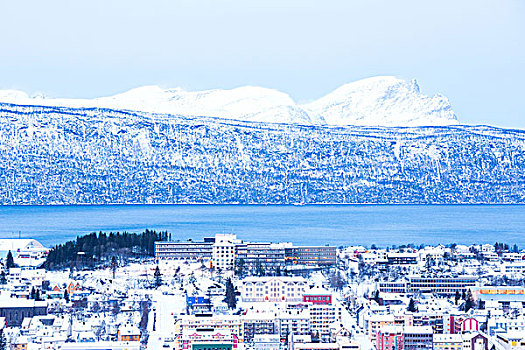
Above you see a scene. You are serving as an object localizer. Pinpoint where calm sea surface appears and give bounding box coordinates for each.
[0,205,523,248]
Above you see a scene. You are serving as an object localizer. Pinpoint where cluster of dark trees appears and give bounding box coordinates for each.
[5,251,15,269]
[45,230,169,270]
[224,278,237,309]
[494,242,519,254]
[30,286,44,301]
[0,328,6,350]
[0,251,15,285]
[154,265,162,288]
[455,289,476,311]
[407,298,418,312]
[329,269,347,291]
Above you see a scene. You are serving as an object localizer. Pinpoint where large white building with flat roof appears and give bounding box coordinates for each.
[212,234,239,271]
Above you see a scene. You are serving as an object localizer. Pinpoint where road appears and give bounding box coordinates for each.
[147,291,185,349]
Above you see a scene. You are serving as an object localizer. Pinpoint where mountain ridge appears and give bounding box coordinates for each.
[0,76,458,127]
[0,102,522,205]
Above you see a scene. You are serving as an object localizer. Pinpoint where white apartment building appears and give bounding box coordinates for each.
[241,276,307,302]
[308,304,343,341]
[481,244,495,253]
[212,234,238,271]
[279,308,310,336]
[419,246,447,262]
[482,251,499,261]
[504,263,525,276]
[502,253,524,262]
[488,317,525,336]
[253,335,281,350]
[360,253,379,264]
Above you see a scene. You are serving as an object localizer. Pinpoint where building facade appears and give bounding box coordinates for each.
[177,329,238,350]
[0,301,48,327]
[279,309,310,340]
[407,276,477,295]
[155,235,336,270]
[236,243,288,274]
[303,286,333,305]
[433,334,463,350]
[377,326,404,350]
[242,317,279,344]
[154,240,213,260]
[176,315,243,343]
[285,247,336,266]
[379,276,478,295]
[240,277,307,303]
[212,234,238,271]
[403,326,433,350]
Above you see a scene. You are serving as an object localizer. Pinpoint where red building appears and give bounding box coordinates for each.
[303,286,332,305]
[377,326,404,350]
[449,316,479,334]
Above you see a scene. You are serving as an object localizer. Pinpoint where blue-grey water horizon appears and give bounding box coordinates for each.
[0,205,523,248]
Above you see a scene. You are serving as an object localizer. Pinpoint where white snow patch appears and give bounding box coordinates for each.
[0,76,459,127]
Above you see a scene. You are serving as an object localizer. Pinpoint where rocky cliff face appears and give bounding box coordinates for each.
[0,103,522,205]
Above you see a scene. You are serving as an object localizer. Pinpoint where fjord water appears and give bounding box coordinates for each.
[0,205,523,248]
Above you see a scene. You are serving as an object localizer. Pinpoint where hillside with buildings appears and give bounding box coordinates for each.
[0,235,524,349]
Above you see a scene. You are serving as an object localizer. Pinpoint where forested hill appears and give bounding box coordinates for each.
[45,230,169,270]
[1,102,525,204]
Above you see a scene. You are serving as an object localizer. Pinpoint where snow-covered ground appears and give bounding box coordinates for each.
[2,242,525,350]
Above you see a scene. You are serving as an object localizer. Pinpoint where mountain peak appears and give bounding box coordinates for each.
[303,77,458,126]
[0,77,458,126]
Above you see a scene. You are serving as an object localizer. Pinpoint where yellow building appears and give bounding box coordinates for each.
[368,315,395,341]
[433,334,463,350]
[117,324,141,342]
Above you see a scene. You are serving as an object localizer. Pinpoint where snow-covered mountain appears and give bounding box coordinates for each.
[303,76,457,126]
[0,76,458,126]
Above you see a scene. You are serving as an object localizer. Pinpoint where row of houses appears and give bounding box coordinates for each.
[176,303,344,347]
[175,277,345,348]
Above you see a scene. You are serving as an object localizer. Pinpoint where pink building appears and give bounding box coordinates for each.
[377,326,404,350]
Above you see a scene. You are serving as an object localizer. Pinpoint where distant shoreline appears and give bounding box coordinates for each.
[1,203,525,207]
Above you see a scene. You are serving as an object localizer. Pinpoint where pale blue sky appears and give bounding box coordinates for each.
[0,0,523,127]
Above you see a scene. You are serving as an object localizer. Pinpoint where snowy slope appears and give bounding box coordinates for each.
[94,86,322,124]
[0,103,522,205]
[0,77,458,126]
[303,76,457,126]
[0,86,318,125]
